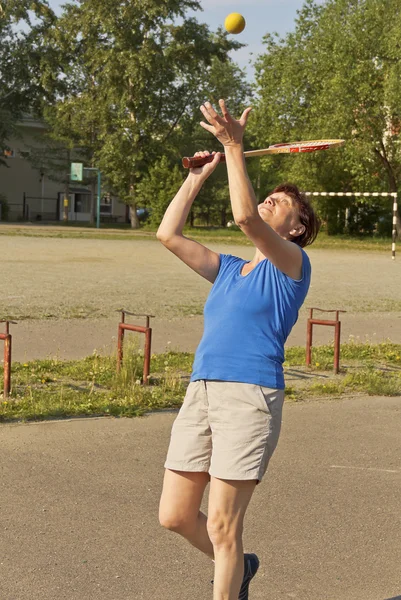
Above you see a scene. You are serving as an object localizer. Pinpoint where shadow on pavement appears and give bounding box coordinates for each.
[285,368,330,381]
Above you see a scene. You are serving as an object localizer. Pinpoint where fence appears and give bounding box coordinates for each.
[0,195,59,222]
[24,195,59,221]
[1,203,25,221]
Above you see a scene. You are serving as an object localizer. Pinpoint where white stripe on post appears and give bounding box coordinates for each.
[392,194,398,260]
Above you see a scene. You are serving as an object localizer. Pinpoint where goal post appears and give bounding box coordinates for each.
[304,191,398,260]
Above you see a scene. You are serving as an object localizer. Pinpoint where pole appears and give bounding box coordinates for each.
[392,192,398,261]
[80,166,101,228]
[97,169,101,229]
[3,334,11,398]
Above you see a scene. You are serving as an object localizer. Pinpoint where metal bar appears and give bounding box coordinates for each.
[310,307,346,314]
[1,321,15,399]
[305,309,344,373]
[120,310,155,318]
[120,324,148,334]
[305,192,396,197]
[334,322,341,374]
[97,169,101,230]
[309,319,338,327]
[143,328,152,385]
[116,313,153,385]
[82,166,101,229]
[3,334,11,398]
[306,320,313,366]
[392,193,398,261]
[117,324,124,373]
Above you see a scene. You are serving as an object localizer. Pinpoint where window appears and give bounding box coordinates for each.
[100,193,112,215]
[74,193,90,213]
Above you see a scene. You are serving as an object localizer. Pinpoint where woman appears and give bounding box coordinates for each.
[157,100,320,600]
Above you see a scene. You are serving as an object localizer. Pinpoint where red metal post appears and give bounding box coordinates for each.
[1,320,15,399]
[306,317,313,366]
[3,335,11,398]
[116,311,154,385]
[117,310,126,373]
[143,328,152,385]
[334,321,341,374]
[117,326,123,373]
[305,308,346,374]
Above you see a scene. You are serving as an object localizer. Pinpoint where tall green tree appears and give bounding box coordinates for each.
[252,0,401,234]
[164,55,253,228]
[38,0,243,228]
[137,55,253,229]
[0,0,54,165]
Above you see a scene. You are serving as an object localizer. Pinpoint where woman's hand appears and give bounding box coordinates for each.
[188,150,221,180]
[199,99,252,148]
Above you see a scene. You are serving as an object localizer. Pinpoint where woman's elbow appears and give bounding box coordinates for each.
[235,214,258,227]
[156,230,169,243]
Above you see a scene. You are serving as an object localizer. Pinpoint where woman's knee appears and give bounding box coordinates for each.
[159,507,196,534]
[159,469,209,533]
[206,514,243,547]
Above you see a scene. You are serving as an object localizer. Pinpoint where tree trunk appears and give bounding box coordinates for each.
[128,180,140,229]
[374,145,400,237]
[130,205,140,228]
[220,207,227,228]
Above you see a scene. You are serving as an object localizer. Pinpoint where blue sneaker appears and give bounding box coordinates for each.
[239,553,260,600]
[210,553,260,600]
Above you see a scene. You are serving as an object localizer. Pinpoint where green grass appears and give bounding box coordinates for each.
[0,223,394,252]
[1,341,400,422]
[305,371,401,398]
[284,340,401,370]
[184,229,394,252]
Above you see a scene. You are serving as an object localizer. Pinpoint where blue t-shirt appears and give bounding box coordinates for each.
[190,250,311,389]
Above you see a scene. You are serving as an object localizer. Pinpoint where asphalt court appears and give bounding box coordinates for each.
[1,395,400,600]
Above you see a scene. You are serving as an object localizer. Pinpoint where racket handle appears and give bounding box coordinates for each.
[182,153,226,169]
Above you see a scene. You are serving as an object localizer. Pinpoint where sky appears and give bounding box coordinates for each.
[46,0,312,79]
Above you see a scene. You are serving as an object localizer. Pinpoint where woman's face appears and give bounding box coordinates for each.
[258,192,302,240]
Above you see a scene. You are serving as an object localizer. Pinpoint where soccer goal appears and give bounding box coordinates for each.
[304,192,398,259]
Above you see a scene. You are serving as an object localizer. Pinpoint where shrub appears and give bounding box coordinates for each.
[0,194,9,221]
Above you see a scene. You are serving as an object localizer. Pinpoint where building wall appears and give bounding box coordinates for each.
[1,118,128,223]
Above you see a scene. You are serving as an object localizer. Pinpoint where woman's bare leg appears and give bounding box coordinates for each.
[159,469,214,559]
[207,477,257,600]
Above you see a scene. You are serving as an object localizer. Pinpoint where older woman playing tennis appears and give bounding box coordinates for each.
[157,99,320,600]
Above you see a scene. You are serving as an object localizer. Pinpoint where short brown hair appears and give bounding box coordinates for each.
[271,183,321,247]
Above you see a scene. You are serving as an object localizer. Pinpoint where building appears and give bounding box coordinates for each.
[0,116,128,223]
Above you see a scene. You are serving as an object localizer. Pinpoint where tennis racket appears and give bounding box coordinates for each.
[182,139,345,169]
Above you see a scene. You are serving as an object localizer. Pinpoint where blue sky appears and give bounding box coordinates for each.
[46,0,312,79]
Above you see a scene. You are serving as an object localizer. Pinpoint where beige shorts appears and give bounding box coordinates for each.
[164,380,285,483]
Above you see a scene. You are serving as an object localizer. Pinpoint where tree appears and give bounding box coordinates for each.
[162,54,253,228]
[136,156,184,227]
[0,0,55,165]
[37,0,243,228]
[252,0,401,234]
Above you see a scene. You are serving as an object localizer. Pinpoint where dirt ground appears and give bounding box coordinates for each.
[1,233,401,361]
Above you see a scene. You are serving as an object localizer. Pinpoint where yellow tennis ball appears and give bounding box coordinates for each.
[224,13,246,35]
